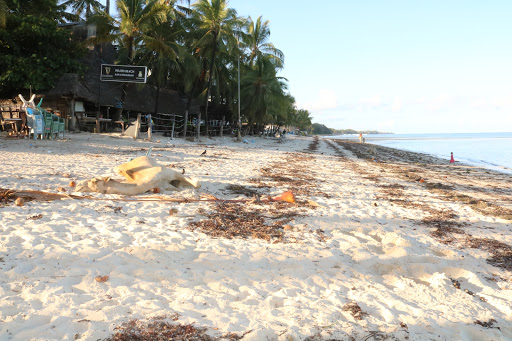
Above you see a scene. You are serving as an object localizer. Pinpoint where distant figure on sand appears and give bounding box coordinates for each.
[450,152,455,164]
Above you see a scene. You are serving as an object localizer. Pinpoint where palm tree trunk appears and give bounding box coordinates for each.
[153,85,160,116]
[184,96,192,137]
[115,37,134,122]
[204,32,218,138]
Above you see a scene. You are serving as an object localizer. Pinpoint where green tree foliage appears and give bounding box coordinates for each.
[0,0,315,136]
[0,0,7,27]
[245,16,283,68]
[293,109,313,131]
[311,123,333,135]
[0,0,85,97]
[60,0,104,20]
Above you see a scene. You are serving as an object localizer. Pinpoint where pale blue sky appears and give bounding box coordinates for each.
[104,1,512,133]
[227,0,512,133]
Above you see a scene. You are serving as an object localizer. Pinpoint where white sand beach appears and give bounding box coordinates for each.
[0,133,511,340]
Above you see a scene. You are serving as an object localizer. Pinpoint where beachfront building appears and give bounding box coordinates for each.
[41,22,198,135]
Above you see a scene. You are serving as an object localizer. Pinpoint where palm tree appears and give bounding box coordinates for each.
[137,3,181,122]
[245,16,283,68]
[89,0,169,119]
[241,56,288,134]
[191,0,240,138]
[60,0,104,20]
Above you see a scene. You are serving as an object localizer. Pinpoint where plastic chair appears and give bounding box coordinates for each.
[41,111,53,139]
[51,113,65,139]
[25,108,44,140]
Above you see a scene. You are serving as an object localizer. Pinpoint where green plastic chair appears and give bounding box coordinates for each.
[37,99,65,139]
[41,111,53,139]
[51,113,65,139]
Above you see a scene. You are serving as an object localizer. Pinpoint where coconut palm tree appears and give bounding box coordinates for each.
[60,0,104,20]
[136,2,181,122]
[241,56,288,134]
[245,16,283,69]
[191,0,241,138]
[89,0,169,120]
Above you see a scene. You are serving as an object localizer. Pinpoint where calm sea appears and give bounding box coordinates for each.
[329,132,512,174]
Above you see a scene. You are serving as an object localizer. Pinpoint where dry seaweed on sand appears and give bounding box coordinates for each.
[474,319,500,330]
[187,201,307,242]
[188,202,285,242]
[342,301,368,320]
[104,317,251,341]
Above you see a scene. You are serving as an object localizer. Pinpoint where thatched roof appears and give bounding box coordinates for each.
[45,45,192,115]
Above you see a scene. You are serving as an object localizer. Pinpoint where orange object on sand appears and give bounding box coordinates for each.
[419,178,424,183]
[272,191,296,203]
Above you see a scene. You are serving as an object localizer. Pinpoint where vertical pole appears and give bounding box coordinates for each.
[69,98,76,131]
[237,54,241,141]
[183,109,188,137]
[147,114,152,141]
[171,114,175,140]
[96,65,103,133]
[220,115,224,137]
[134,113,141,139]
[196,112,200,141]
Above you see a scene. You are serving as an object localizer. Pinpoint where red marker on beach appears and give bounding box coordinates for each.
[450,152,455,163]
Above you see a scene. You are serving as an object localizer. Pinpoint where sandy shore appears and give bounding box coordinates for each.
[0,132,511,340]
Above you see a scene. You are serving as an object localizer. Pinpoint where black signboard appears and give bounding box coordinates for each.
[100,64,147,83]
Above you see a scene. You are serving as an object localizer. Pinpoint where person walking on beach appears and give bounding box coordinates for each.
[359,134,363,143]
[450,152,455,164]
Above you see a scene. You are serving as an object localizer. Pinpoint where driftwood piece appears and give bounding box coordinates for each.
[1,188,296,205]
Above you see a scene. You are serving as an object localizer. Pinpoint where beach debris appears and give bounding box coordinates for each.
[76,156,200,195]
[26,214,43,220]
[342,301,368,320]
[145,146,153,157]
[153,188,160,193]
[474,319,499,329]
[201,150,207,156]
[15,197,24,206]
[188,201,305,242]
[105,315,251,341]
[283,224,293,231]
[57,187,67,192]
[271,191,296,203]
[62,173,71,178]
[307,200,321,207]
[169,208,179,216]
[419,178,425,183]
[451,279,461,289]
[95,275,109,283]
[69,180,76,187]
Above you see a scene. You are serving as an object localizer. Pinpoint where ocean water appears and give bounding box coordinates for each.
[329,132,512,174]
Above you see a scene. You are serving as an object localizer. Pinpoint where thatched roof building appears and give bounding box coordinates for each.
[44,43,195,117]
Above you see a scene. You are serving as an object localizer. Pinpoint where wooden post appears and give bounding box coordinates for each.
[134,113,141,139]
[69,99,75,131]
[171,114,175,140]
[183,109,188,137]
[196,112,200,141]
[147,114,152,141]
